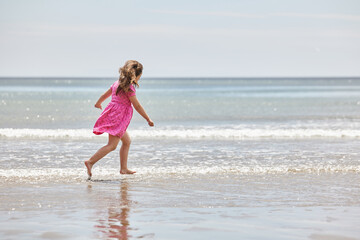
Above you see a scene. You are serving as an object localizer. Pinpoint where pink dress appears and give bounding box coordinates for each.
[93,81,136,138]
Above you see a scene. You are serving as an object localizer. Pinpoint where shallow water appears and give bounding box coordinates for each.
[1,137,360,239]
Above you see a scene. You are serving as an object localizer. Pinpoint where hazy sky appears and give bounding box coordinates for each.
[0,0,359,77]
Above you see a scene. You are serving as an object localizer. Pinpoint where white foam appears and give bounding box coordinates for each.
[0,128,94,139]
[132,128,360,139]
[1,127,360,140]
[1,165,359,183]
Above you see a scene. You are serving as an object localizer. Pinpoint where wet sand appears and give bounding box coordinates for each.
[1,177,359,240]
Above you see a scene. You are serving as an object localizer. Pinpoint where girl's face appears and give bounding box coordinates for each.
[134,73,142,84]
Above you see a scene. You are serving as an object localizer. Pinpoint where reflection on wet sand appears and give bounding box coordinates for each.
[87,180,131,240]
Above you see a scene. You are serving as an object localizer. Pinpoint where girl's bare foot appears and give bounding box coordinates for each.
[84,160,93,179]
[120,169,136,174]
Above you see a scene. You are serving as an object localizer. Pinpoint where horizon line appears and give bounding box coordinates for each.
[1,76,360,79]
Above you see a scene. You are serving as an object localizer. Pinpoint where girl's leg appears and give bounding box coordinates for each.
[120,131,136,174]
[85,134,120,177]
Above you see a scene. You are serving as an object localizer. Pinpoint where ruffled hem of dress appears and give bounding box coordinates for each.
[93,129,125,138]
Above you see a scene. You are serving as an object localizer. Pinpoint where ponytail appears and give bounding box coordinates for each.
[116,60,143,95]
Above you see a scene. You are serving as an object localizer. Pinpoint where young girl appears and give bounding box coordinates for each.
[84,60,154,178]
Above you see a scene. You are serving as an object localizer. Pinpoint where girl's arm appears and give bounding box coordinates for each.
[94,88,112,110]
[129,95,154,127]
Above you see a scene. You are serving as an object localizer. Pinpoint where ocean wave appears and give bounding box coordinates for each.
[1,165,359,183]
[1,127,360,140]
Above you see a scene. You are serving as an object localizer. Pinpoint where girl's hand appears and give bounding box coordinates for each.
[94,103,102,110]
[147,119,154,127]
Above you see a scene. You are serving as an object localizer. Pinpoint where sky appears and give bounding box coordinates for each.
[0,0,359,77]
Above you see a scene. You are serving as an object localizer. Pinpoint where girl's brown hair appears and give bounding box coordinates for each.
[116,60,143,96]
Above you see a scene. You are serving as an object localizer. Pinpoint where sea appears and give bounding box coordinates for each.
[0,77,360,239]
